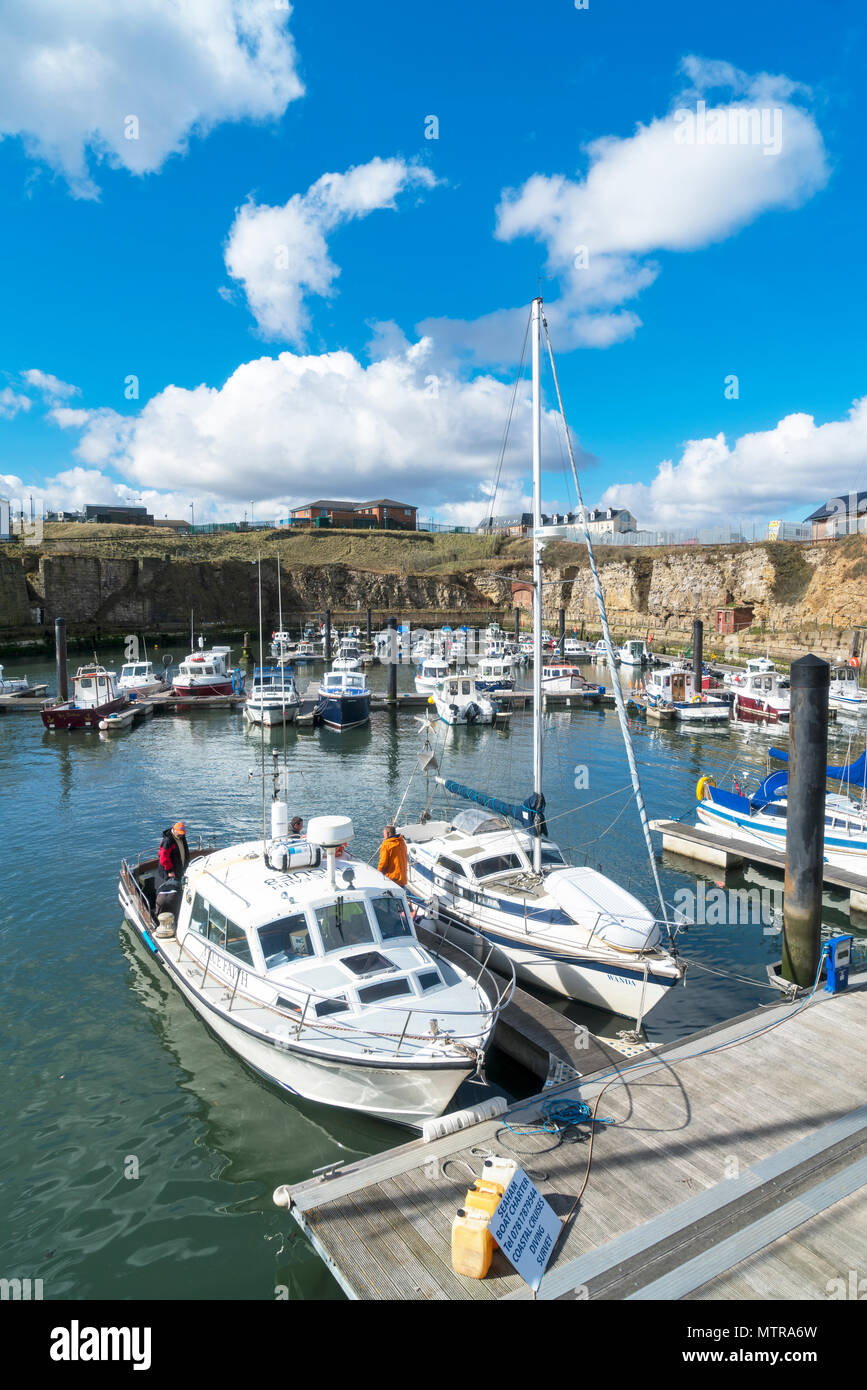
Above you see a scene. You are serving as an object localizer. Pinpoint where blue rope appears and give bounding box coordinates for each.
[503,1096,614,1136]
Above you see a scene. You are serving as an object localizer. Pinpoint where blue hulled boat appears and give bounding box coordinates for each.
[316,670,371,730]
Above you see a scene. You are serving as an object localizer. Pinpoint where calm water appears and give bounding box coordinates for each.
[2,650,864,1299]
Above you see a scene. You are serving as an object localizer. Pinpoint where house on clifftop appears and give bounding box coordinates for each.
[804,491,867,540]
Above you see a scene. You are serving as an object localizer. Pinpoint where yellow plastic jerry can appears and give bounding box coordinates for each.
[451,1207,494,1279]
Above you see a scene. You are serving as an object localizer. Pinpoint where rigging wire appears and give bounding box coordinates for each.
[541,309,671,939]
[484,313,532,545]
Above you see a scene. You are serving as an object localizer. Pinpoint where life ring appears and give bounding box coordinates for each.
[691,694,702,704]
[232,668,243,695]
[191,656,204,663]
[696,775,716,801]
[850,656,860,669]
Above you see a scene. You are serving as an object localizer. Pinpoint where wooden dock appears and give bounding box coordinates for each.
[278,977,867,1300]
[651,818,867,914]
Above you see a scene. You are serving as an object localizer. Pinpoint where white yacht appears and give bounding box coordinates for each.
[173,643,240,698]
[402,298,684,1023]
[244,666,300,726]
[475,656,515,693]
[619,639,650,667]
[270,630,294,661]
[119,812,510,1125]
[0,664,36,695]
[541,665,604,700]
[333,639,365,673]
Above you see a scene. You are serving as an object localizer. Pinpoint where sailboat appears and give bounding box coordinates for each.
[400,298,684,1023]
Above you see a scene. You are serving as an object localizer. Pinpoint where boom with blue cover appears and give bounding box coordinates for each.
[443,779,547,832]
[770,747,867,789]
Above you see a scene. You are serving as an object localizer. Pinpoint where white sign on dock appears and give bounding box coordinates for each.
[491,1168,561,1291]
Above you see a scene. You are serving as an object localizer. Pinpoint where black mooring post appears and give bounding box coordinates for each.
[55,617,68,702]
[693,618,703,695]
[324,609,331,665]
[366,607,372,644]
[559,608,566,653]
[514,606,520,641]
[782,654,830,987]
[387,616,398,701]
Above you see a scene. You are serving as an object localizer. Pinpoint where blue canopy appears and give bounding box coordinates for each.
[443,779,547,832]
[750,770,789,807]
[770,746,867,789]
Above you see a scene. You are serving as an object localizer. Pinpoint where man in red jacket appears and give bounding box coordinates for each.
[159,822,189,881]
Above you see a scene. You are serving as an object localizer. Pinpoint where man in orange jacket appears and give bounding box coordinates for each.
[377,824,408,886]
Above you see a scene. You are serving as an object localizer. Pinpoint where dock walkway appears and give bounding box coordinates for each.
[281,980,867,1300]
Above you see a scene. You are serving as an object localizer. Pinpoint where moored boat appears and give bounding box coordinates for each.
[431,676,495,725]
[541,665,605,699]
[172,644,241,698]
[642,666,729,722]
[316,670,371,730]
[42,664,126,730]
[118,811,511,1125]
[244,666,300,726]
[117,659,167,698]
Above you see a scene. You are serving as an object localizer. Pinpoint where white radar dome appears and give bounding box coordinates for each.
[306,815,354,848]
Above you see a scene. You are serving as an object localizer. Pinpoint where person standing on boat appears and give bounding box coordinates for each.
[377,824,407,886]
[155,875,182,922]
[290,815,303,837]
[159,822,189,881]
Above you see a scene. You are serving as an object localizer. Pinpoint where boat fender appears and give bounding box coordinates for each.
[232,668,243,694]
[696,775,716,801]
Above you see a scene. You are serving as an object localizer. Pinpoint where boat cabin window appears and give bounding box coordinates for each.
[357,979,412,1004]
[461,680,471,694]
[205,906,228,949]
[372,895,412,939]
[473,852,524,880]
[258,913,314,968]
[225,919,254,967]
[315,899,374,953]
[540,845,565,867]
[437,856,466,878]
[315,996,349,1018]
[78,678,93,691]
[418,969,441,991]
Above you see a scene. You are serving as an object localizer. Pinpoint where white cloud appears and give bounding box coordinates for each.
[0,387,32,419]
[0,1,303,198]
[601,398,867,528]
[425,59,828,368]
[21,369,79,402]
[47,338,586,518]
[225,158,438,343]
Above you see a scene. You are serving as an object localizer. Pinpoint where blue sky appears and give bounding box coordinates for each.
[0,0,864,527]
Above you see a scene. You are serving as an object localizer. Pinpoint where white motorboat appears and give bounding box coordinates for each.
[593,638,620,665]
[727,669,790,723]
[619,639,651,667]
[541,665,605,699]
[119,811,512,1126]
[270,629,294,660]
[415,656,451,693]
[173,642,241,698]
[402,298,684,1023]
[0,664,36,696]
[317,670,371,729]
[828,664,867,716]
[475,656,515,693]
[117,660,167,698]
[42,663,126,730]
[431,676,496,725]
[560,637,591,661]
[333,639,365,673]
[290,640,318,664]
[244,666,300,726]
[642,666,729,722]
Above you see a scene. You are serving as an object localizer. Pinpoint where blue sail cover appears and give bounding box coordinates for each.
[770,747,867,789]
[443,779,546,830]
[750,770,789,807]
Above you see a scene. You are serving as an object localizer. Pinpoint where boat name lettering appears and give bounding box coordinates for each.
[208,953,247,989]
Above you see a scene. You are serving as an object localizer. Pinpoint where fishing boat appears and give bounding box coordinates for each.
[290,640,318,665]
[41,663,126,730]
[415,655,451,693]
[333,639,365,672]
[316,670,371,730]
[118,810,511,1126]
[431,676,495,726]
[641,666,729,723]
[593,638,620,665]
[475,656,515,693]
[695,749,867,869]
[270,629,294,660]
[828,664,867,716]
[172,642,241,698]
[402,298,684,1022]
[728,668,790,723]
[117,659,167,698]
[244,666,300,726]
[541,665,605,700]
[560,637,591,661]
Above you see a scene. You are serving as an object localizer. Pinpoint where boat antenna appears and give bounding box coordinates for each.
[541,307,671,936]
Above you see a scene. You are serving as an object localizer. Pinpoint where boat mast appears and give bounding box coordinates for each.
[531,295,543,873]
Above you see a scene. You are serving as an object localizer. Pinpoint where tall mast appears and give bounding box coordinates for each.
[531,296,543,873]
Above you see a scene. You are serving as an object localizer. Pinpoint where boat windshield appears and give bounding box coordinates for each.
[371,895,413,939]
[315,898,374,953]
[257,913,314,968]
[473,851,526,880]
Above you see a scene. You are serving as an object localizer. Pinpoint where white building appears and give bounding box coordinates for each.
[0,496,10,541]
[584,506,637,536]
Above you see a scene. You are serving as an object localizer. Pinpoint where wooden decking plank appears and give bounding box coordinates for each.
[391,1166,523,1298]
[375,1175,481,1301]
[342,1185,450,1300]
[306,1205,404,1300]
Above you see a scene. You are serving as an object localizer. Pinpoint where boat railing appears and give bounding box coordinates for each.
[419,912,517,1018]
